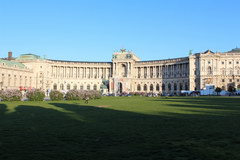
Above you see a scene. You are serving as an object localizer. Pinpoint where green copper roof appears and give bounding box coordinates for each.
[0,59,26,69]
[16,54,43,60]
[228,48,240,53]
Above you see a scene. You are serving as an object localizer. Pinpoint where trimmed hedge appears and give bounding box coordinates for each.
[0,89,22,101]
[50,90,64,101]
[26,89,45,101]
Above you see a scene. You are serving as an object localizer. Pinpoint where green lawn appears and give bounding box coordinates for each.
[0,96,240,160]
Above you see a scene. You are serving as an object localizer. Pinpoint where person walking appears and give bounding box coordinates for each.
[84,96,89,104]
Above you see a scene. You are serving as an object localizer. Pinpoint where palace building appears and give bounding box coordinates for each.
[1,48,240,94]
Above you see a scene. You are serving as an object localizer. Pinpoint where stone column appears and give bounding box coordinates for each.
[97,67,99,79]
[147,66,149,78]
[159,66,161,77]
[115,63,118,76]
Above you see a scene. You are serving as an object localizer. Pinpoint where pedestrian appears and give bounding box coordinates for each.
[85,96,89,104]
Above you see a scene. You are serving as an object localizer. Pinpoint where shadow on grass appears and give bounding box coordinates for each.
[152,97,240,112]
[0,101,240,160]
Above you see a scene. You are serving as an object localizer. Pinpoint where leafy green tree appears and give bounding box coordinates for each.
[215,87,222,95]
[228,86,236,93]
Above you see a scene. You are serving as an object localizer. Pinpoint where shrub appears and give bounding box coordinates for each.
[65,90,101,101]
[0,89,22,101]
[88,90,101,99]
[26,89,45,101]
[129,92,145,96]
[50,90,64,101]
[65,90,84,100]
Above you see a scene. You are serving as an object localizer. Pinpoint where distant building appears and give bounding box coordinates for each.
[1,48,240,94]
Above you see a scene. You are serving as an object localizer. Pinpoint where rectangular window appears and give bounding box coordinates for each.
[144,67,147,78]
[229,79,232,82]
[138,68,141,78]
[222,79,225,82]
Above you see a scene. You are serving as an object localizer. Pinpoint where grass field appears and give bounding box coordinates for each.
[0,96,240,160]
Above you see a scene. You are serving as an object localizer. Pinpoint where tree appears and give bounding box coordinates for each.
[215,87,222,95]
[228,86,236,94]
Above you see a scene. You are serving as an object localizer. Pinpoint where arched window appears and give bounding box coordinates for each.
[137,84,141,91]
[67,84,71,90]
[60,84,64,90]
[144,84,147,91]
[207,66,212,75]
[80,85,84,90]
[87,84,91,90]
[179,83,183,90]
[94,84,97,90]
[162,83,165,91]
[53,84,57,90]
[118,82,122,93]
[73,84,77,90]
[156,84,160,91]
[168,83,171,91]
[174,83,177,91]
[150,84,154,91]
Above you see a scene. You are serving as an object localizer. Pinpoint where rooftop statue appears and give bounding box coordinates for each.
[120,48,126,53]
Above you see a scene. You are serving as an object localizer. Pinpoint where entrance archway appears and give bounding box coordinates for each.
[118,82,123,93]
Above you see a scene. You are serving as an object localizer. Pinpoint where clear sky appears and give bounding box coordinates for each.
[0,0,239,61]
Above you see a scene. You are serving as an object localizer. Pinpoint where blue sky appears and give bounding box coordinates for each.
[0,0,239,61]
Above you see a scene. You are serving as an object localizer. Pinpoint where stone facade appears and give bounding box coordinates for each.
[0,59,33,90]
[189,49,240,92]
[1,48,240,94]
